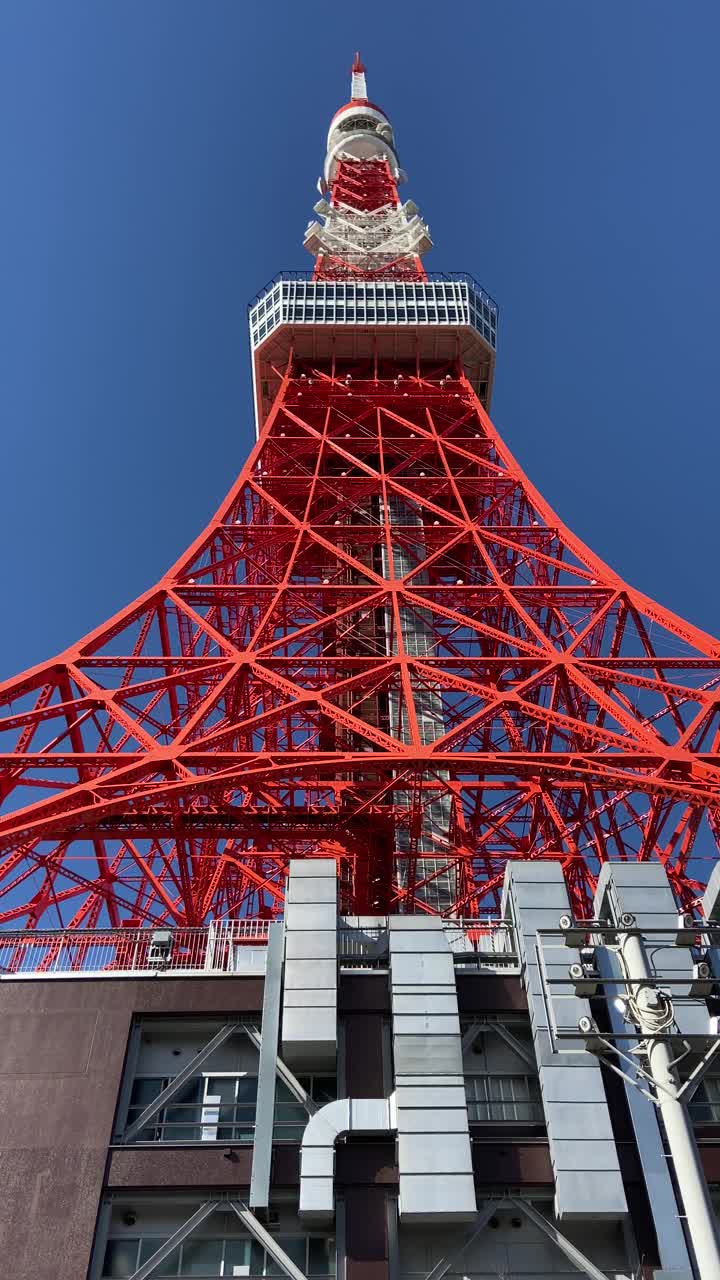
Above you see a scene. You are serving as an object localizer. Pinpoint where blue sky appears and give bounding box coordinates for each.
[1,0,719,678]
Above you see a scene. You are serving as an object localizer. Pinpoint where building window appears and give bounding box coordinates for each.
[125,1072,336,1143]
[274,1075,337,1140]
[102,1233,335,1278]
[462,1020,543,1126]
[465,1072,543,1123]
[690,1074,720,1125]
[127,1073,258,1143]
[120,1019,337,1144]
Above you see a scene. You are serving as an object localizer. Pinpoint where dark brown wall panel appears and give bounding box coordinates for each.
[0,976,263,1280]
[106,1143,301,1191]
[345,1187,389,1280]
[700,1143,720,1183]
[344,1013,385,1098]
[107,1146,254,1190]
[456,974,527,1014]
[337,1141,397,1186]
[339,974,391,1014]
[471,1141,553,1184]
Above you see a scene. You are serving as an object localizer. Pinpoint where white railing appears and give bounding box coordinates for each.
[0,920,269,979]
[444,919,517,960]
[0,917,518,978]
[249,274,498,352]
[337,918,519,971]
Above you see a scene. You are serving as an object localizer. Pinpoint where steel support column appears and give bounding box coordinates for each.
[617,929,720,1280]
[250,920,285,1210]
[594,945,693,1279]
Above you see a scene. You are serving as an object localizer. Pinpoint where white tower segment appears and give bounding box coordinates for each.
[304,54,432,278]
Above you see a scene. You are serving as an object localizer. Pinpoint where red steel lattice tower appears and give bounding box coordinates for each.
[2,56,720,931]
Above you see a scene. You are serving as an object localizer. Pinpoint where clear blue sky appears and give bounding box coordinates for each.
[1,1,719,679]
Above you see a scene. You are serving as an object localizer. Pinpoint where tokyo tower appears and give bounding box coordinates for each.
[2,53,720,932]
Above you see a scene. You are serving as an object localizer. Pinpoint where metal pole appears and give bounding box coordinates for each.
[619,930,720,1280]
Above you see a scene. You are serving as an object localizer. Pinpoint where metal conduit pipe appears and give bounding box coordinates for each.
[618,929,720,1280]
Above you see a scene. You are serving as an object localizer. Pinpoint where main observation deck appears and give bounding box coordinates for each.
[248,271,498,431]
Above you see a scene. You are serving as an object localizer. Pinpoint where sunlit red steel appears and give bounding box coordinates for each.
[1,60,719,930]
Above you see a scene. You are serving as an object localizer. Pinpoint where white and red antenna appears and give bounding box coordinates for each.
[350,51,368,101]
[304,55,432,280]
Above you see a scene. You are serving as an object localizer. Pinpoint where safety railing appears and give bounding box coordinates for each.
[0,920,269,979]
[249,269,499,313]
[0,917,518,978]
[444,919,518,965]
[337,918,519,972]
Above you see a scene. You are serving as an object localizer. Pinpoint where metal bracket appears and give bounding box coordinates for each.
[581,1030,720,1111]
[580,1033,672,1106]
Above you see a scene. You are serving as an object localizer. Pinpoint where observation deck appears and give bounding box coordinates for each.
[248,271,498,431]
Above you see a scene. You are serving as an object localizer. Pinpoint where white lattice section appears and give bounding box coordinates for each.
[305,200,431,270]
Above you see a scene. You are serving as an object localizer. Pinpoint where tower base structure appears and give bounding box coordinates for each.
[4,862,720,1279]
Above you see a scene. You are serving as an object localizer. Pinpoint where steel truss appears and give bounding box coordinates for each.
[2,63,720,930]
[310,156,429,281]
[1,354,719,927]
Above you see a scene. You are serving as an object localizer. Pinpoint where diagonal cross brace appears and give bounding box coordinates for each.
[490,1021,537,1070]
[126,1198,309,1280]
[123,1018,317,1145]
[460,1020,537,1071]
[123,1021,240,1143]
[128,1200,217,1280]
[676,1038,720,1105]
[423,1202,497,1280]
[508,1198,608,1280]
[423,1197,610,1280]
[230,1200,309,1280]
[242,1022,318,1115]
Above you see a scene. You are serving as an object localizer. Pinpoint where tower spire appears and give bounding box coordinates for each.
[304,55,432,280]
[350,51,367,101]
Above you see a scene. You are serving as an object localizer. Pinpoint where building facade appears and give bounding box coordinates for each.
[4,859,720,1277]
